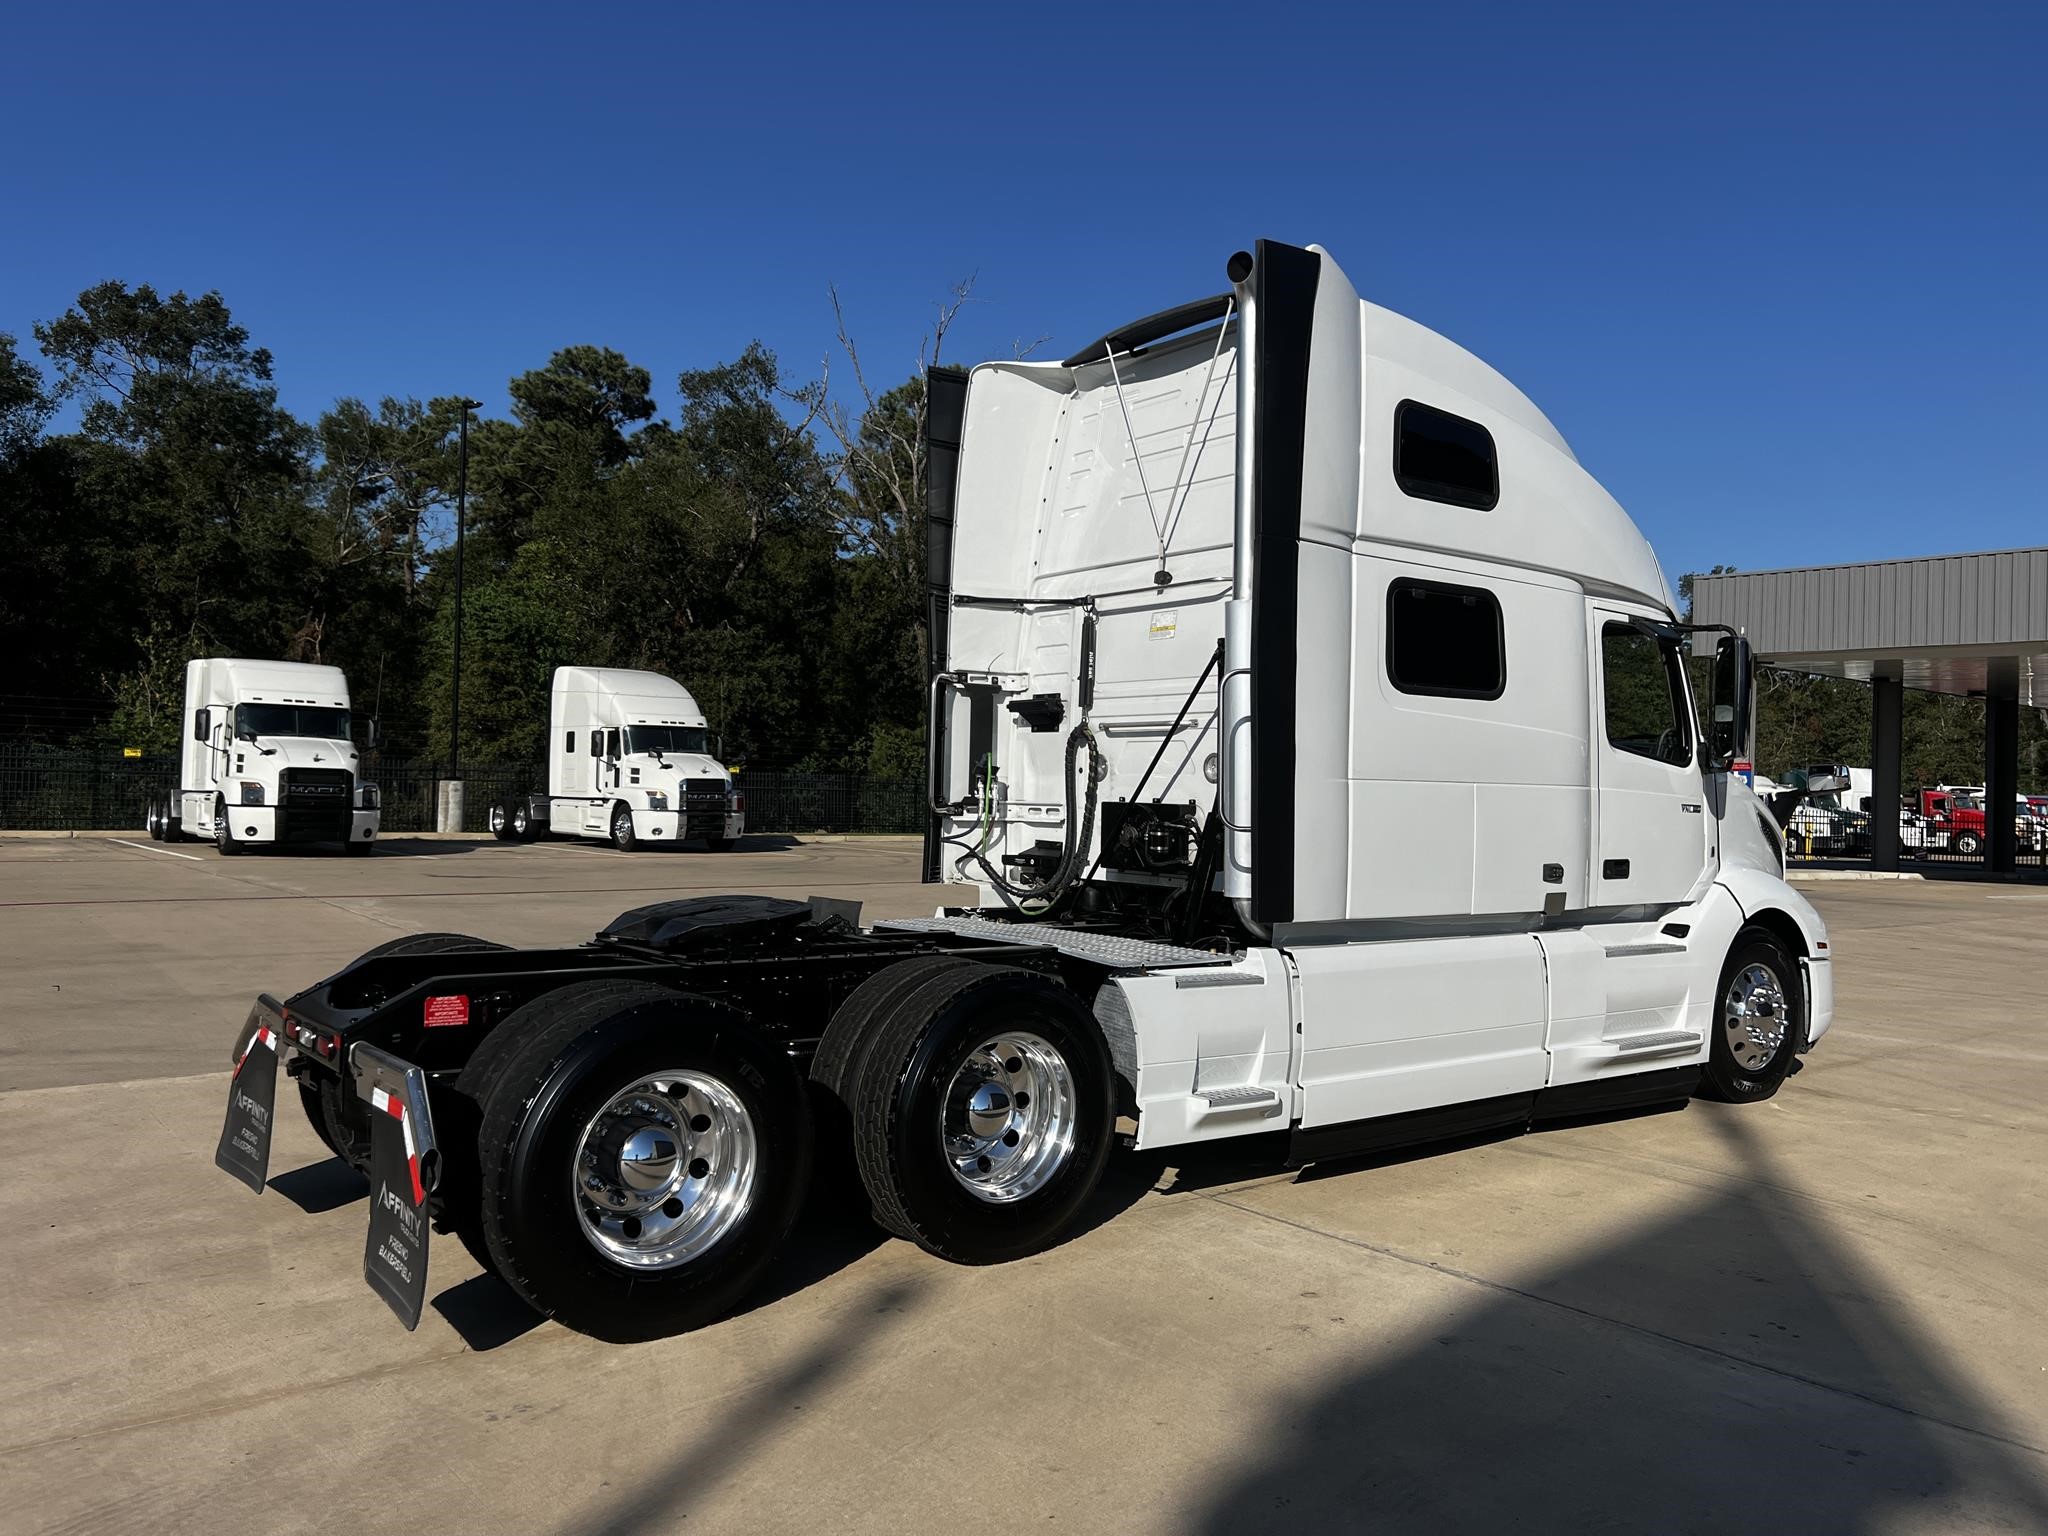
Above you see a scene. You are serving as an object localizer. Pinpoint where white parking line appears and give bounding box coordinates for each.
[107,837,204,862]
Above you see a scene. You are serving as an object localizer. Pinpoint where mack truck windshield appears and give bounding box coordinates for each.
[215,239,1833,1342]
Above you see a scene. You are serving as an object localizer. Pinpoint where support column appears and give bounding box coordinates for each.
[1985,663,2020,875]
[1869,672,1903,871]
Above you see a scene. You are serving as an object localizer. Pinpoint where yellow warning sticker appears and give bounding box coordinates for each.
[1148,610,1178,641]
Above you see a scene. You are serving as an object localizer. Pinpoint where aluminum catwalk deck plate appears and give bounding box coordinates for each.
[876,916,1229,971]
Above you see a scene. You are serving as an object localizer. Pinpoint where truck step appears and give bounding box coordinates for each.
[1199,1085,1281,1110]
[1608,1030,1702,1055]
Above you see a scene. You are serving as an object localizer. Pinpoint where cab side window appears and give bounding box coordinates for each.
[1395,401,1499,511]
[1387,579,1505,700]
[1601,624,1692,766]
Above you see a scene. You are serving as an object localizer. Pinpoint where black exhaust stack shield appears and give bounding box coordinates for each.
[922,365,970,884]
[1248,240,1322,926]
[214,1000,283,1193]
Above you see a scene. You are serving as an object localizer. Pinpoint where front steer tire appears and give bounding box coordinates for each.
[470,980,812,1341]
[1698,928,1803,1103]
[847,964,1114,1265]
[610,802,637,852]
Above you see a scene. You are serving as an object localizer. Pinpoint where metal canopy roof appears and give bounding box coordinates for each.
[1691,547,2048,706]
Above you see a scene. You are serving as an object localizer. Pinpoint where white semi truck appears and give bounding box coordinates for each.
[147,658,380,855]
[485,666,744,851]
[218,239,1833,1343]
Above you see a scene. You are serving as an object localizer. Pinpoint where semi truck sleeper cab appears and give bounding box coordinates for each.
[216,239,1832,1342]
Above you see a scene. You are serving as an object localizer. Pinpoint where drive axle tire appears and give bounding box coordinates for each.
[1698,928,1803,1103]
[610,802,637,852]
[811,955,987,1232]
[511,800,537,840]
[470,980,811,1341]
[145,798,164,840]
[847,964,1113,1265]
[299,1074,363,1162]
[488,802,513,840]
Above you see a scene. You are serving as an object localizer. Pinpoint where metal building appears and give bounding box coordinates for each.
[1691,547,2047,872]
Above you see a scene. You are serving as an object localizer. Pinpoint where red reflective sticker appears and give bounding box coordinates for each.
[423,994,471,1028]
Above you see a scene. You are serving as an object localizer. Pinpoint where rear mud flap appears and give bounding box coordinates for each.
[353,1044,440,1331]
[214,998,284,1192]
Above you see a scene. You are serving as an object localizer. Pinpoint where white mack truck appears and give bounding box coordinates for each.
[485,666,744,851]
[148,657,380,855]
[216,240,1832,1343]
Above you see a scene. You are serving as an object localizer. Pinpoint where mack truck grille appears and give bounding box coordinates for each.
[280,768,354,842]
[683,777,728,835]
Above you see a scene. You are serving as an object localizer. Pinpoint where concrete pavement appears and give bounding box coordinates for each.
[1,840,2043,1532]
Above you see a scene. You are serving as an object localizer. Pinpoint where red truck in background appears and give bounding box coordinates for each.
[1914,787,2039,858]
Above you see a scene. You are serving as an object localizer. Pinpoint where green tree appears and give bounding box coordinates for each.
[34,282,315,701]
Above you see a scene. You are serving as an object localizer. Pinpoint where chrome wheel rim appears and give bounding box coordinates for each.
[613,809,631,842]
[942,1030,1077,1203]
[488,804,505,832]
[572,1071,757,1269]
[1723,962,1789,1072]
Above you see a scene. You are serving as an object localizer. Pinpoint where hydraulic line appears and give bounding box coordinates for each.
[967,721,1103,917]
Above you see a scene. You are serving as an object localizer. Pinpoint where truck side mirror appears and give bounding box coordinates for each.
[1707,634,1753,770]
[365,718,380,750]
[194,708,210,742]
[589,732,602,758]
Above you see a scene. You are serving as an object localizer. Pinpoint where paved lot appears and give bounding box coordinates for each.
[2,839,2044,1533]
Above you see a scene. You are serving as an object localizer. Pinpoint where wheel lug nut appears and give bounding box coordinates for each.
[977,1155,992,1172]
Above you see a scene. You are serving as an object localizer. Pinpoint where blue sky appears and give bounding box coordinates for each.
[2,1,2041,586]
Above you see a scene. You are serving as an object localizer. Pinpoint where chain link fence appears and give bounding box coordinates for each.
[0,748,925,837]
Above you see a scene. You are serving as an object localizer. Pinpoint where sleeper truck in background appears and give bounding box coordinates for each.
[147,658,380,855]
[216,239,1832,1343]
[486,667,744,852]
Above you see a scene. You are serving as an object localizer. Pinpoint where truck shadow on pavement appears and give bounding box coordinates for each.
[266,1155,368,1213]
[1187,1108,2048,1534]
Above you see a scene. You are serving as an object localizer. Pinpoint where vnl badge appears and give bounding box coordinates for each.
[353,1045,441,1331]
[215,998,285,1193]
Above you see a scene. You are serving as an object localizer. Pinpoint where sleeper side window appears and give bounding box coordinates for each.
[1387,579,1505,700]
[1601,624,1693,767]
[1395,400,1499,511]
[564,731,575,755]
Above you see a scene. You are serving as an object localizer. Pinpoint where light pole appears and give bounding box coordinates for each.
[451,398,482,781]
